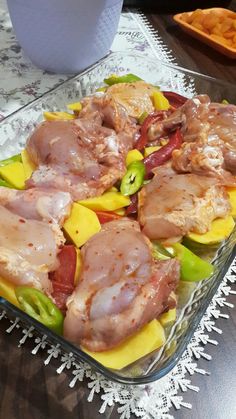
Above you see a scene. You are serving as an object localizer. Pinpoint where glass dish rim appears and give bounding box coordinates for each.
[1,50,235,126]
[0,51,235,385]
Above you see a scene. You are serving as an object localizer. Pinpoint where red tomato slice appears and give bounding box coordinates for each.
[49,245,77,312]
[95,211,121,224]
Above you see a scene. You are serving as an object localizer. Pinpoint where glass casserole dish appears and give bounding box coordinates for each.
[0,52,235,384]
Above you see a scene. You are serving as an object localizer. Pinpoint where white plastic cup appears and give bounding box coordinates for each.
[6,0,123,74]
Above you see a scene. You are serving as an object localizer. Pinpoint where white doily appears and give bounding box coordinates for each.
[0,2,235,418]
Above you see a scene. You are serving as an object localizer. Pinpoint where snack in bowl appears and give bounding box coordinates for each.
[174,8,236,58]
[0,73,235,372]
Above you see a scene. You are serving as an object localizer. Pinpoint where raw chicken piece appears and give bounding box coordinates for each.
[106,81,157,119]
[172,96,236,182]
[26,94,138,200]
[63,218,180,351]
[148,95,236,183]
[0,187,72,225]
[80,91,139,136]
[139,166,231,241]
[0,205,65,294]
[172,140,236,186]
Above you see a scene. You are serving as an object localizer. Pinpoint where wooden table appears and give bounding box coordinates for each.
[0,2,236,418]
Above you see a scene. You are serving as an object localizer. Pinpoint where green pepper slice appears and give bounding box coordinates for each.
[138,111,149,125]
[15,286,64,335]
[104,73,142,86]
[152,242,175,260]
[0,153,22,167]
[172,243,214,282]
[0,179,13,188]
[120,161,145,196]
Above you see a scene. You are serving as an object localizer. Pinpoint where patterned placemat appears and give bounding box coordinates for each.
[0,1,235,418]
[0,0,175,119]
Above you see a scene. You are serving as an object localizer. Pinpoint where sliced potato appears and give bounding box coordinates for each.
[227,188,236,217]
[114,208,126,216]
[126,149,143,167]
[144,146,162,157]
[79,191,130,212]
[83,319,165,370]
[187,216,235,244]
[67,102,82,112]
[159,308,176,327]
[63,203,101,248]
[0,276,20,307]
[152,91,170,110]
[43,111,75,121]
[21,149,36,180]
[74,248,82,285]
[0,162,26,189]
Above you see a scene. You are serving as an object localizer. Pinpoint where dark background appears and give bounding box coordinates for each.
[123,0,233,13]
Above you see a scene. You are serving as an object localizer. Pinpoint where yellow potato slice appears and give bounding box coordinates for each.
[187,216,235,244]
[0,277,20,307]
[67,102,82,112]
[152,91,170,111]
[43,111,75,121]
[74,248,82,285]
[114,208,126,216]
[159,308,177,327]
[83,319,165,370]
[0,162,26,189]
[126,149,143,167]
[63,203,101,248]
[227,188,236,217]
[21,149,36,180]
[79,191,130,212]
[144,146,162,157]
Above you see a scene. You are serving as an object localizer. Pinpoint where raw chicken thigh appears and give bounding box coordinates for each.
[0,187,72,225]
[0,206,64,294]
[26,93,139,200]
[147,95,236,184]
[64,219,180,351]
[139,166,231,241]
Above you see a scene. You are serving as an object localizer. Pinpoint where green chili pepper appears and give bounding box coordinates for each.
[96,86,107,93]
[138,111,148,125]
[0,179,13,188]
[120,161,145,196]
[15,286,64,335]
[222,99,229,105]
[0,153,22,167]
[172,243,214,282]
[152,242,175,260]
[104,73,142,86]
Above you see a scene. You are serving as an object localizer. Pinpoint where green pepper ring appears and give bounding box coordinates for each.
[120,161,146,196]
[15,286,64,335]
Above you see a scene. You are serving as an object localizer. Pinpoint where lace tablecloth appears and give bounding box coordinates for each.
[0,0,235,418]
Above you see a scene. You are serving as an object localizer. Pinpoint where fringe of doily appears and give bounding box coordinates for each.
[128,9,177,64]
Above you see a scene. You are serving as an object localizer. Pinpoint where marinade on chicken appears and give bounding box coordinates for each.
[64,219,180,351]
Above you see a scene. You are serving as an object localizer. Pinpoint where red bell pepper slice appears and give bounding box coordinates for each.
[49,245,77,312]
[135,111,169,150]
[125,193,138,216]
[162,91,188,109]
[143,128,183,178]
[95,211,121,224]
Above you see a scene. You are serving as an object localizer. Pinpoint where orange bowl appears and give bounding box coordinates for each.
[173,8,236,59]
